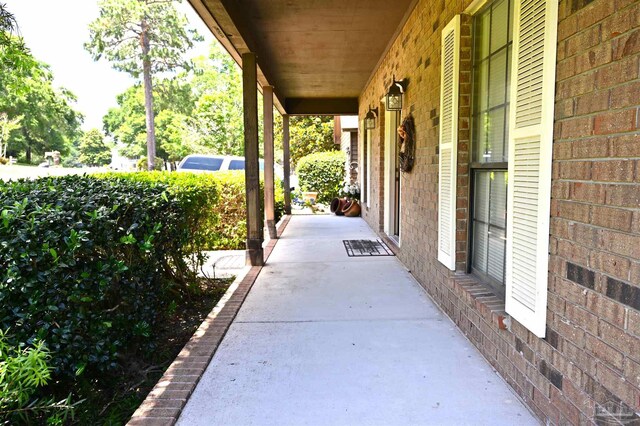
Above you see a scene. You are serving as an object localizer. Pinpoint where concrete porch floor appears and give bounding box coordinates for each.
[177,215,539,426]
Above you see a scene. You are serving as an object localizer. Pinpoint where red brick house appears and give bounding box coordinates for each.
[188,0,639,423]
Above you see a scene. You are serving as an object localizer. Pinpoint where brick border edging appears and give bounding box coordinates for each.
[127,215,292,426]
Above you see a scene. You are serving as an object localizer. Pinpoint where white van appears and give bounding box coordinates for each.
[177,155,264,173]
[177,155,284,178]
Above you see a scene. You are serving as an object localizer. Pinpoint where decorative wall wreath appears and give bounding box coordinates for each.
[397,113,415,173]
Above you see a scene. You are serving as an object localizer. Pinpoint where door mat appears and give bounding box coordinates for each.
[343,239,395,257]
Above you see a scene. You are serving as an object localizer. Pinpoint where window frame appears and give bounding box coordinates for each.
[467,0,514,296]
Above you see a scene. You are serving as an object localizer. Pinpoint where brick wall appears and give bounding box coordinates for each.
[359,0,640,424]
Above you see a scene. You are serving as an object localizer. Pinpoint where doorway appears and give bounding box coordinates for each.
[384,110,401,242]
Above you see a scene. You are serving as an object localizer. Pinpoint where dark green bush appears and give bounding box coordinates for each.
[296,151,345,203]
[98,171,220,255]
[0,175,193,378]
[184,171,284,250]
[100,171,285,251]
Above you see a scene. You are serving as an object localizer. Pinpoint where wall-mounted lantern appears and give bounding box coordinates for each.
[364,107,378,130]
[386,75,408,111]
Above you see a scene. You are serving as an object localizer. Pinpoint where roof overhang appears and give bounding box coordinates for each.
[187,0,417,115]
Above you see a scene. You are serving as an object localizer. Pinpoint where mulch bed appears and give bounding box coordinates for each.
[72,277,232,425]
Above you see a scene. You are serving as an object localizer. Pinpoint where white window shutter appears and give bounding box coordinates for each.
[438,15,460,271]
[505,0,558,338]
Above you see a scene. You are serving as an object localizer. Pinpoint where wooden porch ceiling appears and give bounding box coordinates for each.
[187,0,417,115]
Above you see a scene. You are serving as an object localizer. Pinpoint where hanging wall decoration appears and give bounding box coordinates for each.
[397,113,415,173]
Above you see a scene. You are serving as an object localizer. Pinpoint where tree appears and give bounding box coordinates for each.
[189,45,245,156]
[275,116,337,169]
[0,112,21,159]
[78,129,111,166]
[85,0,200,171]
[0,42,83,163]
[1,6,82,163]
[0,2,20,49]
[103,78,196,161]
[104,42,249,162]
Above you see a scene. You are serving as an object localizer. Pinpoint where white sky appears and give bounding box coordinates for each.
[5,0,214,131]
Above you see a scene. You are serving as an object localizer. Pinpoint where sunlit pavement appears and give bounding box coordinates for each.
[0,165,108,182]
[178,215,539,426]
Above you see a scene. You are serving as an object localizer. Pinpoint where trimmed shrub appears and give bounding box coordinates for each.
[209,171,247,250]
[296,151,345,203]
[0,175,193,378]
[98,171,220,254]
[100,171,285,251]
[192,171,285,249]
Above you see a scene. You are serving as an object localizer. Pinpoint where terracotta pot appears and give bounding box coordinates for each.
[330,197,346,215]
[342,199,361,217]
[302,191,318,204]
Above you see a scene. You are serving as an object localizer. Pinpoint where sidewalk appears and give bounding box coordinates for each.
[177,215,539,426]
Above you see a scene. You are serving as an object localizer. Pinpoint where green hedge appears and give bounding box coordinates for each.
[98,171,220,254]
[0,171,286,423]
[200,171,285,249]
[100,171,285,250]
[0,175,195,379]
[296,151,345,204]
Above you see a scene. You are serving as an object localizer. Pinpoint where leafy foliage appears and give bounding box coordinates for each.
[85,0,199,78]
[104,42,249,161]
[0,44,83,163]
[0,172,265,423]
[275,116,337,170]
[296,151,346,203]
[0,175,198,379]
[0,112,21,160]
[98,171,220,253]
[78,129,111,166]
[188,49,245,156]
[0,331,77,424]
[101,171,285,250]
[85,0,201,169]
[0,3,34,97]
[104,80,198,162]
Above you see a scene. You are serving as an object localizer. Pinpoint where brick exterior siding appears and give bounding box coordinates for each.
[359,0,640,424]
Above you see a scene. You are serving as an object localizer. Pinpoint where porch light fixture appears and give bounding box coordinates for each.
[364,107,378,129]
[386,75,408,111]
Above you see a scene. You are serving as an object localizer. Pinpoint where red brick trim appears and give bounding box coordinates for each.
[127,215,292,426]
[449,274,508,329]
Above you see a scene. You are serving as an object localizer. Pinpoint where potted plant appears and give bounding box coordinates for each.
[339,183,361,217]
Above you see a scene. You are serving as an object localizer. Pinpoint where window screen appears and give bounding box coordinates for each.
[470,0,513,292]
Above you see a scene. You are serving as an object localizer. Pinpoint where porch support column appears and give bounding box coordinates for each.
[263,85,277,239]
[282,114,292,215]
[242,52,263,266]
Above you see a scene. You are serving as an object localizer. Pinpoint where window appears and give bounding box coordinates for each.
[470,0,513,296]
[439,0,558,337]
[181,156,223,171]
[228,159,245,170]
[228,159,264,171]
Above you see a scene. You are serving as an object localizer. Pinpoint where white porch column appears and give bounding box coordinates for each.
[242,52,263,266]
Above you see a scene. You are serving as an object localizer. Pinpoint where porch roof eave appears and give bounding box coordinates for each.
[188,0,288,115]
[187,0,419,116]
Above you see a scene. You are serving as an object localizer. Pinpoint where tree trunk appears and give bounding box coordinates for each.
[23,128,31,163]
[141,19,156,171]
